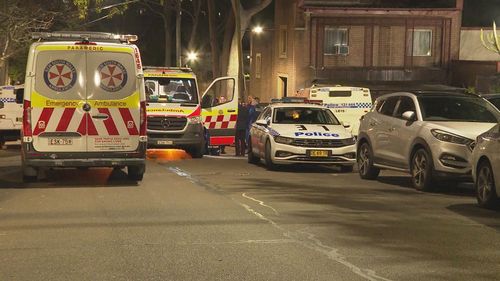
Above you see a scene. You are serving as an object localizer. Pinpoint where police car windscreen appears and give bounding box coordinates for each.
[146,78,198,104]
[273,107,340,125]
[329,91,351,97]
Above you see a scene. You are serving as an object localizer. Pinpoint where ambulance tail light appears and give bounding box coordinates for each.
[23,100,33,139]
[139,101,147,137]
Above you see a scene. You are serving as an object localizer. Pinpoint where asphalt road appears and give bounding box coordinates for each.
[0,146,499,281]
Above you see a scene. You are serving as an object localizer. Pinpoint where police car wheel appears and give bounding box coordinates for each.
[128,165,145,181]
[357,142,379,180]
[247,142,260,164]
[264,139,276,170]
[22,165,38,182]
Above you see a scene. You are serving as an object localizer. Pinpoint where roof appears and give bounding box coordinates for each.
[379,90,479,99]
[268,103,326,108]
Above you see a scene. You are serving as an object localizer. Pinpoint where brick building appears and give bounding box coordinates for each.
[249,0,464,102]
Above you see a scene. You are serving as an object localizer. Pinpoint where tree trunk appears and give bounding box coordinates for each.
[162,4,173,66]
[220,12,234,78]
[187,0,202,51]
[176,1,181,67]
[207,0,220,79]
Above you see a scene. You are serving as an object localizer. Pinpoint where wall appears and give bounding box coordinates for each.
[460,29,500,61]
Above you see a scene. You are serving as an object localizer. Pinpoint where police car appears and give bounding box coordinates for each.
[248,98,356,171]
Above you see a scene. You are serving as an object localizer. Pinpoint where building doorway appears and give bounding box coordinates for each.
[278,76,288,98]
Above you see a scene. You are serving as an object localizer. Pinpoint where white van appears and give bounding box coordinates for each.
[22,32,147,182]
[0,85,23,147]
[309,85,372,136]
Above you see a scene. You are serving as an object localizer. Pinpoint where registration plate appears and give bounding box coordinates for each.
[157,140,173,145]
[308,150,329,157]
[49,138,73,145]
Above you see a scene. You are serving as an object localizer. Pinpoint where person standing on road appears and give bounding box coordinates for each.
[235,99,249,156]
[246,96,256,142]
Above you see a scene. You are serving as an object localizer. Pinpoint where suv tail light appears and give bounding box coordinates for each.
[23,100,33,138]
[139,101,147,137]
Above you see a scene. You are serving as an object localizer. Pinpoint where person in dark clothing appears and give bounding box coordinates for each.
[235,100,249,156]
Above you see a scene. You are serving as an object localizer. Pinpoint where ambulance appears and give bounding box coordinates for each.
[145,67,240,156]
[144,67,205,157]
[309,84,372,136]
[0,84,23,147]
[22,32,147,182]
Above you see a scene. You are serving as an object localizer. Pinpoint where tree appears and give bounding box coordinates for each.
[481,21,500,55]
[0,1,57,84]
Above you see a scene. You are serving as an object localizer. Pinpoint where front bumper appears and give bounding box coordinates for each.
[429,141,473,177]
[22,142,146,168]
[271,141,356,165]
[147,123,204,148]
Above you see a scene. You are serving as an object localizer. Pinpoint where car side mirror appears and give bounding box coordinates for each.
[15,88,24,104]
[255,119,269,127]
[402,111,416,122]
[341,121,351,128]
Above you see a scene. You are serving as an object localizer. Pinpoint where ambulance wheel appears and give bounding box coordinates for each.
[189,144,204,159]
[128,165,145,181]
[247,142,260,164]
[264,140,277,170]
[22,165,38,182]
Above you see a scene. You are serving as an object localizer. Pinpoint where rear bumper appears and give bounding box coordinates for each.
[22,142,146,168]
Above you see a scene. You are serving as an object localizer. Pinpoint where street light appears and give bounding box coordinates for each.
[252,25,264,34]
[185,51,198,66]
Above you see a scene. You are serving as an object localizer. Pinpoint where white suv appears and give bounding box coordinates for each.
[357,91,500,191]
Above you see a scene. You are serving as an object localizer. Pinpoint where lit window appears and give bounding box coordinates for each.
[412,29,432,56]
[255,53,262,79]
[324,27,349,55]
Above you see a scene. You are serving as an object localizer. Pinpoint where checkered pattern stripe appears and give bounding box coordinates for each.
[204,114,237,129]
[0,98,16,103]
[326,102,372,109]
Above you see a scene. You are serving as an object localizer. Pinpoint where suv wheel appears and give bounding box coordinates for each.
[22,165,38,183]
[411,148,434,191]
[357,142,379,180]
[476,160,499,208]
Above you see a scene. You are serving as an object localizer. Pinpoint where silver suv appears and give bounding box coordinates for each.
[357,91,500,191]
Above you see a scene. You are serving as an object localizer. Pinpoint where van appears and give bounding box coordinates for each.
[22,32,147,182]
[0,85,23,147]
[144,67,204,157]
[309,85,372,136]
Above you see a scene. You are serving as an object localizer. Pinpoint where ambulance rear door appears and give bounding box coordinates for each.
[86,48,141,152]
[31,47,87,153]
[201,77,238,146]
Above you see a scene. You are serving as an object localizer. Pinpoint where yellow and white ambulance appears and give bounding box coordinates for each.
[145,66,240,156]
[144,67,205,157]
[22,32,147,182]
[0,84,23,147]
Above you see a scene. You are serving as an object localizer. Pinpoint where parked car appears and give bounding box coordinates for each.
[357,91,500,191]
[248,98,356,171]
[482,93,500,110]
[472,124,500,208]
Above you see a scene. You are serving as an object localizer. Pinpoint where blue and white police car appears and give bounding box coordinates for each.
[248,98,356,171]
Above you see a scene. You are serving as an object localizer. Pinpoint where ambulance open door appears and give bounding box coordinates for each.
[201,77,238,146]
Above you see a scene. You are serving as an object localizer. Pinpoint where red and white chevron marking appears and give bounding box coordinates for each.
[31,107,139,136]
[204,114,237,129]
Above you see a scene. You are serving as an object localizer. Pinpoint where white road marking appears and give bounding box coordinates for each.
[168,166,392,281]
[242,193,279,215]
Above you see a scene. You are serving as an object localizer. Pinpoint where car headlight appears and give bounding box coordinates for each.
[431,129,472,145]
[341,137,357,146]
[188,116,202,124]
[274,136,294,144]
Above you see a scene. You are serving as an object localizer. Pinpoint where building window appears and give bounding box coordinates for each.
[255,53,262,79]
[279,25,287,58]
[324,27,349,55]
[412,29,432,56]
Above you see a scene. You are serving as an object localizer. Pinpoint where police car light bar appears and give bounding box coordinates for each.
[31,32,138,43]
[271,97,310,104]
